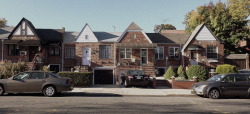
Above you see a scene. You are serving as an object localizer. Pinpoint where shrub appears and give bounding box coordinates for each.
[0,61,27,79]
[57,72,93,86]
[164,66,177,79]
[42,65,50,72]
[177,65,187,79]
[186,65,207,81]
[216,64,237,74]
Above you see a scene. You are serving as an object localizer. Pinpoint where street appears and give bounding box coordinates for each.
[0,93,249,114]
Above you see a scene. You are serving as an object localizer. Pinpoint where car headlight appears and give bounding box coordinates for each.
[198,85,208,89]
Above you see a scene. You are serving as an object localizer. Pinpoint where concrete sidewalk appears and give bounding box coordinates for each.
[70,85,193,96]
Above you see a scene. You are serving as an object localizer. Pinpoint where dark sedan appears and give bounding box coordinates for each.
[0,71,74,97]
[192,73,250,99]
[122,70,150,87]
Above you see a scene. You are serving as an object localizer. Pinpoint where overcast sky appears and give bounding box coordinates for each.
[0,0,226,32]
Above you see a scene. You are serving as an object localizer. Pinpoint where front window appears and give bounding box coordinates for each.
[49,47,60,56]
[65,46,75,59]
[155,47,164,60]
[169,47,179,59]
[99,45,111,59]
[8,44,20,56]
[207,74,225,82]
[120,48,131,59]
[207,46,217,59]
[85,35,88,40]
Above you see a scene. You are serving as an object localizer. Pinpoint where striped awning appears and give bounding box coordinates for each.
[116,43,157,49]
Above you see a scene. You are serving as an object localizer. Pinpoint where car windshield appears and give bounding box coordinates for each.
[206,74,225,82]
[127,70,144,75]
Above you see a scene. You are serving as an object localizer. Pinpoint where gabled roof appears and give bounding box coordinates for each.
[126,22,142,31]
[147,32,190,44]
[181,23,222,52]
[117,22,152,43]
[76,23,98,42]
[8,18,39,39]
[0,27,14,39]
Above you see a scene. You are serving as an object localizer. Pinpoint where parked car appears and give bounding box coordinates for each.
[238,69,250,74]
[0,71,74,97]
[192,73,250,99]
[122,70,150,87]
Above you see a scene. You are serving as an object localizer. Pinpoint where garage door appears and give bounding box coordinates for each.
[94,70,113,84]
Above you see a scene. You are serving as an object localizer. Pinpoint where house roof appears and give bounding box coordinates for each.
[94,32,122,42]
[146,33,190,44]
[64,32,79,43]
[126,22,142,31]
[181,23,222,52]
[36,29,62,42]
[225,54,248,59]
[8,18,39,39]
[0,27,14,39]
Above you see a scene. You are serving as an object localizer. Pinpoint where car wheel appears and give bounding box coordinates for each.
[209,89,220,99]
[43,86,56,97]
[0,85,4,96]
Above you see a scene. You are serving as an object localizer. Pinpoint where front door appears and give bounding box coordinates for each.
[141,49,148,64]
[29,46,39,62]
[82,47,91,65]
[190,51,198,65]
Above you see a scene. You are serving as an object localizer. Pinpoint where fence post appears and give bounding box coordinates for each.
[171,76,175,89]
[246,53,249,69]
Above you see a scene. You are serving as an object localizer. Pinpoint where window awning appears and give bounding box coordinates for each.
[188,44,202,51]
[18,40,41,46]
[3,40,21,44]
[116,43,157,49]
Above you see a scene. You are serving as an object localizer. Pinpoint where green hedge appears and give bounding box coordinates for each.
[216,64,237,74]
[186,65,207,81]
[57,72,93,86]
[164,66,177,79]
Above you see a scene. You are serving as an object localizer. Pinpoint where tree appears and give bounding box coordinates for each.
[164,66,177,79]
[184,0,250,54]
[177,65,187,79]
[154,24,176,33]
[186,65,207,81]
[0,18,7,28]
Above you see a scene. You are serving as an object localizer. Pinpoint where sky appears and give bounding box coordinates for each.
[0,0,226,33]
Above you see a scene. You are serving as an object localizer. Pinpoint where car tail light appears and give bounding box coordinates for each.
[66,79,72,84]
[128,76,133,79]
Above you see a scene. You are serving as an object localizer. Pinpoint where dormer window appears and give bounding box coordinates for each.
[85,35,89,40]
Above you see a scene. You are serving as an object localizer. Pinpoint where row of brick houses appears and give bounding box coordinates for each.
[0,18,224,85]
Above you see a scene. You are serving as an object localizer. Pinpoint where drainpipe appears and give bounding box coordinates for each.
[61,27,65,71]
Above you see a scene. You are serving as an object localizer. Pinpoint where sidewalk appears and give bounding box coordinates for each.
[70,85,193,96]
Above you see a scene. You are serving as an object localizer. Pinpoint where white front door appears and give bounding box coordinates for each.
[82,47,91,65]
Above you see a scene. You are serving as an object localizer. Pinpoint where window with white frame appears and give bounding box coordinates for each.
[99,45,111,59]
[207,46,217,59]
[65,46,75,59]
[169,47,179,59]
[155,47,164,60]
[120,48,131,59]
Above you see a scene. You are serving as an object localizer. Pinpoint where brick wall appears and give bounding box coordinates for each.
[120,32,150,43]
[171,80,197,89]
[183,40,224,69]
[75,42,115,68]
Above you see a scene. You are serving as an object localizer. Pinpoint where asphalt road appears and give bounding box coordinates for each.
[0,93,249,114]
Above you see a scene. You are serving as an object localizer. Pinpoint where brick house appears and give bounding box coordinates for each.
[0,19,225,85]
[181,23,224,71]
[0,18,64,72]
